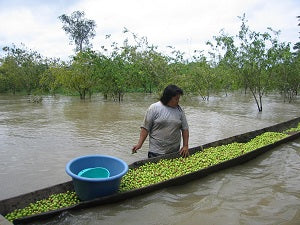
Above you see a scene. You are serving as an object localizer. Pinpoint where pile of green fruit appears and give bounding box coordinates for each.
[5,191,79,222]
[5,124,299,222]
[284,122,300,133]
[119,132,288,191]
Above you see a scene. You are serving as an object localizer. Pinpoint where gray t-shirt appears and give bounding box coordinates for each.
[141,101,189,154]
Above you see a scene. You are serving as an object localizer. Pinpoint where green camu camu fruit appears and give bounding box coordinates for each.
[5,191,80,222]
[119,131,288,191]
[5,123,300,222]
[284,122,300,133]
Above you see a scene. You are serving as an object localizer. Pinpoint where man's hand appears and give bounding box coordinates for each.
[179,145,189,157]
[132,144,141,154]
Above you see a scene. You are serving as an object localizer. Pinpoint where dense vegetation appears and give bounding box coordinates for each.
[0,13,299,111]
[5,123,300,222]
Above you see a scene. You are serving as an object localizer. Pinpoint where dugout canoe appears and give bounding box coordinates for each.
[1,116,300,225]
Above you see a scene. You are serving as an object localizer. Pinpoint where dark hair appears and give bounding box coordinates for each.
[160,85,183,105]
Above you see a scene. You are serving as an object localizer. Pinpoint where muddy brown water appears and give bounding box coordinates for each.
[0,93,299,225]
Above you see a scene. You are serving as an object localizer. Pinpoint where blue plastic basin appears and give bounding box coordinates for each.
[65,155,128,201]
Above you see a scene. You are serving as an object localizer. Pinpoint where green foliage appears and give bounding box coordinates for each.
[271,42,299,102]
[235,15,276,111]
[40,62,62,94]
[205,14,299,111]
[0,56,22,93]
[68,50,99,99]
[0,13,299,104]
[0,44,48,94]
[94,39,131,101]
[187,61,216,100]
[122,29,170,94]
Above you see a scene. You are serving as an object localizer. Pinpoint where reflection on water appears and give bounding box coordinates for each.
[0,93,299,225]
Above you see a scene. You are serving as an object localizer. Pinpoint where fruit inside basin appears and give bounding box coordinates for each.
[66,155,128,201]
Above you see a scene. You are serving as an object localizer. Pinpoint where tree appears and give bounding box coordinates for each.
[293,16,300,53]
[164,46,189,93]
[1,44,47,94]
[0,56,22,93]
[273,42,300,102]
[123,28,169,93]
[236,14,282,111]
[39,59,64,95]
[58,11,96,52]
[206,30,239,96]
[96,40,131,101]
[186,60,216,101]
[57,50,99,99]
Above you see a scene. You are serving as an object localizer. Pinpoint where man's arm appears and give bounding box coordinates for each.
[132,128,148,154]
[180,129,189,157]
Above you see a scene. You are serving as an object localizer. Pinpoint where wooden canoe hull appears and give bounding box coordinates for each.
[1,117,300,224]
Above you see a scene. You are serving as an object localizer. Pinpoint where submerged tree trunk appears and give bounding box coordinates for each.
[79,89,86,100]
[118,92,123,102]
[249,87,262,112]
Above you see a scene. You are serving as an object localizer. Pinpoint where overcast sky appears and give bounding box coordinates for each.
[0,0,299,61]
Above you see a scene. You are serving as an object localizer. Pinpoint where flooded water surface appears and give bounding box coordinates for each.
[0,93,299,225]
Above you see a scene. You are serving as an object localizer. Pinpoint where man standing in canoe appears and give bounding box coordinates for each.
[132,84,189,158]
